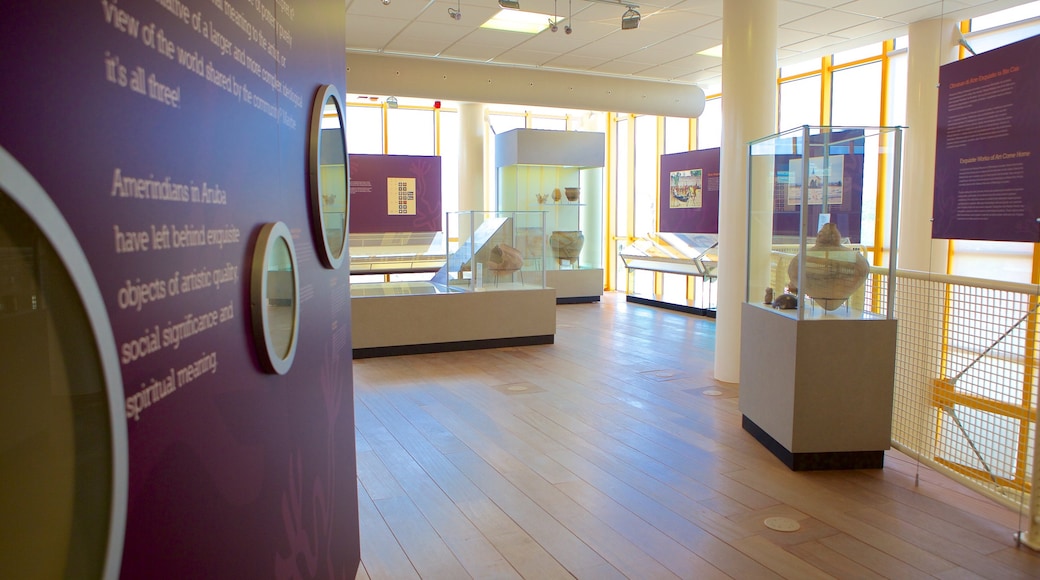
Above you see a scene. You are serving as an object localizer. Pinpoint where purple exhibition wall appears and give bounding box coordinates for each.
[348,154,443,233]
[771,130,865,243]
[0,1,358,578]
[659,148,720,233]
[933,34,1040,242]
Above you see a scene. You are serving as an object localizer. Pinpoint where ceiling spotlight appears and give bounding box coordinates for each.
[621,6,640,30]
[448,6,462,20]
[498,0,520,9]
[381,0,390,5]
[550,20,558,32]
[565,24,572,34]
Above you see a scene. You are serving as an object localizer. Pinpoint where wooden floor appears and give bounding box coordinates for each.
[352,292,1040,579]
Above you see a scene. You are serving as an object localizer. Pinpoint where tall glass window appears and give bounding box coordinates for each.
[387,108,435,155]
[664,117,690,154]
[438,110,460,219]
[344,105,383,154]
[778,75,821,130]
[697,98,722,150]
[831,62,882,126]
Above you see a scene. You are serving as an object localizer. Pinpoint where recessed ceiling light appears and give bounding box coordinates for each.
[481,9,554,34]
[698,44,723,58]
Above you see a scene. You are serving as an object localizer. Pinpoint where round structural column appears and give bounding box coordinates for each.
[714,0,778,384]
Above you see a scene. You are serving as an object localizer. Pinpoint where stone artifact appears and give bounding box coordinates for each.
[763,287,774,304]
[549,230,584,266]
[565,187,580,202]
[552,188,562,203]
[488,243,524,272]
[771,289,798,310]
[786,222,869,311]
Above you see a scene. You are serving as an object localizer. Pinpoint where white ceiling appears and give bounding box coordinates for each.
[345,0,1033,93]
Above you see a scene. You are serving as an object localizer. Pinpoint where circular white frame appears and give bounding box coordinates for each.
[250,221,301,375]
[308,84,349,270]
[0,145,128,580]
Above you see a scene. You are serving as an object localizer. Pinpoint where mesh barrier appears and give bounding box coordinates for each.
[885,269,1037,512]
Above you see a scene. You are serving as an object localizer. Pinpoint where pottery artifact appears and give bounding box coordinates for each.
[786,223,869,311]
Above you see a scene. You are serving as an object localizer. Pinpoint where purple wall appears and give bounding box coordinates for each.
[349,154,443,233]
[659,148,720,234]
[0,1,358,577]
[933,34,1040,242]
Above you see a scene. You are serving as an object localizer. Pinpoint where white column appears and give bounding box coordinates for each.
[458,102,486,211]
[901,18,959,272]
[714,0,778,384]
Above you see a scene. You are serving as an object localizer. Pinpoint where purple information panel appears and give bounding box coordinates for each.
[348,154,443,233]
[933,34,1040,242]
[0,1,358,577]
[659,148,720,233]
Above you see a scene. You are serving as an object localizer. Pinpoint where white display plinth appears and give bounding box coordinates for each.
[738,303,897,470]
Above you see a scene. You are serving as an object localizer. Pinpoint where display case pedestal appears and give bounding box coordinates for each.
[738,303,897,470]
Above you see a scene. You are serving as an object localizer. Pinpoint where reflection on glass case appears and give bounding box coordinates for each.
[746,126,903,320]
[348,231,447,275]
[433,210,547,292]
[620,233,718,278]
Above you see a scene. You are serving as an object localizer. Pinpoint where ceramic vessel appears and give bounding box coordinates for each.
[549,230,584,265]
[565,187,580,202]
[786,223,869,311]
[551,188,562,203]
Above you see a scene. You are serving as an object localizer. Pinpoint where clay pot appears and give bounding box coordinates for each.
[551,188,562,203]
[786,223,869,311]
[564,187,580,202]
[549,230,584,264]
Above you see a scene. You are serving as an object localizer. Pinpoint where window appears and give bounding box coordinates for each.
[387,108,434,155]
[778,75,821,130]
[345,104,383,154]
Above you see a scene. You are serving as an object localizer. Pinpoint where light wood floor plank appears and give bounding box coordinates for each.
[352,293,1040,579]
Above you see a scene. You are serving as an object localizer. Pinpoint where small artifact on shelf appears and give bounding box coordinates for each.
[763,287,774,305]
[565,187,580,202]
[552,188,562,203]
[771,287,798,310]
[786,222,869,311]
[536,192,549,204]
[549,230,584,266]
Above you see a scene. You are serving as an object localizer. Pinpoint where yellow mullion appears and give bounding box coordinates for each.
[870,40,895,314]
[820,54,833,125]
[382,103,389,154]
[1018,249,1040,487]
[605,112,616,291]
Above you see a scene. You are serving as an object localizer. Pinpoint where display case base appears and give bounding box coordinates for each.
[738,303,896,471]
[742,415,885,470]
[625,294,716,318]
[352,286,556,359]
[547,268,603,303]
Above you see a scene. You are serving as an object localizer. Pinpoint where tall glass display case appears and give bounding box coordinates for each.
[496,129,604,302]
[740,125,904,471]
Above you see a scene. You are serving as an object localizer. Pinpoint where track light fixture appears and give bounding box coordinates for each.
[621,5,640,30]
[550,0,559,32]
[380,0,390,5]
[498,0,520,9]
[448,0,461,21]
[565,0,572,34]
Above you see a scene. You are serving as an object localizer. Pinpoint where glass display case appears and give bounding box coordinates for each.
[348,231,447,276]
[740,125,904,471]
[496,128,605,301]
[746,125,903,320]
[620,233,718,278]
[434,210,547,292]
